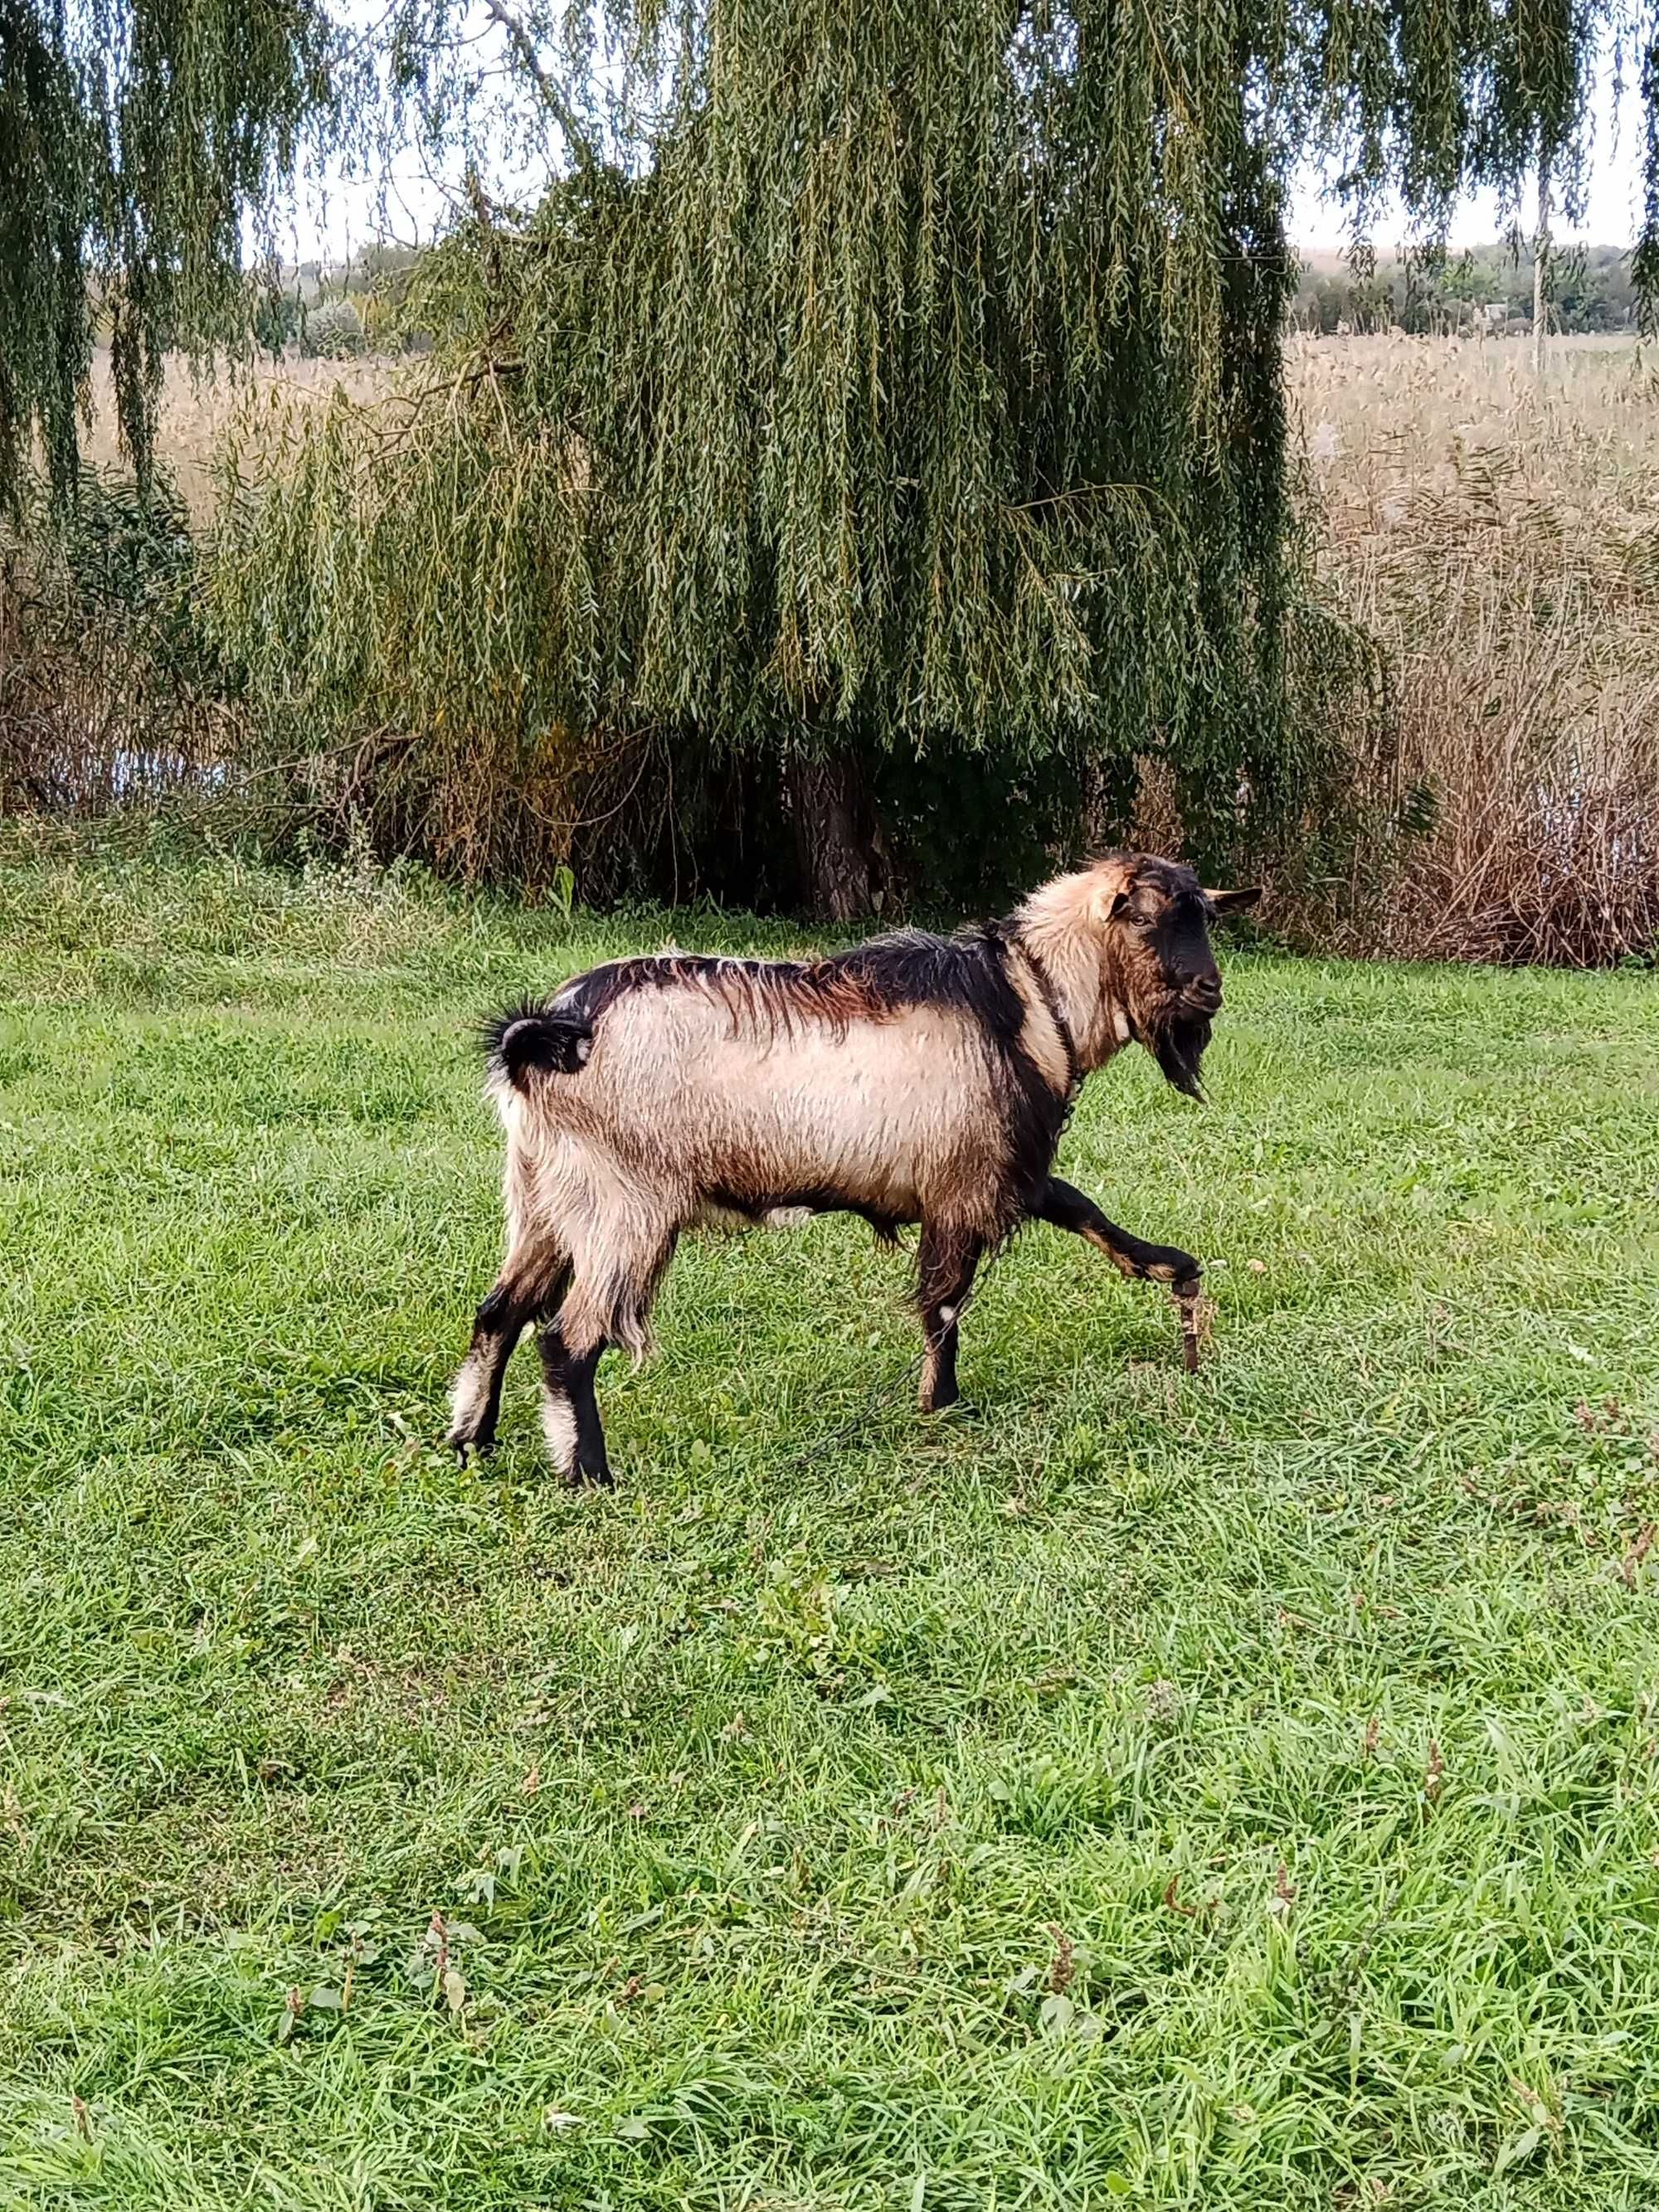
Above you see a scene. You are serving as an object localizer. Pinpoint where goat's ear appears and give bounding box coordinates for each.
[1090,860,1136,924]
[1204,885,1263,913]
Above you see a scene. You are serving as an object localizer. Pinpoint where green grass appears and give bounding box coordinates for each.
[2,841,1659,2211]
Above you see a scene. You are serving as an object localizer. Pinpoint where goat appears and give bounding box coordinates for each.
[448,853,1260,1481]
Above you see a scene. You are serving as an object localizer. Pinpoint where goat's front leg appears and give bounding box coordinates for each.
[917,1224,984,1414]
[1034,1178,1199,1286]
[1034,1176,1203,1370]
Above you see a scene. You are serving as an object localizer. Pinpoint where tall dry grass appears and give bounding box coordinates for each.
[1292,333,1659,962]
[75,348,393,518]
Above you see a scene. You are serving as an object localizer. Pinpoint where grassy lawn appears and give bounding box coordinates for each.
[2,843,1659,2211]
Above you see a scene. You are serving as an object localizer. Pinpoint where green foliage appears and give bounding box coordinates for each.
[251,286,304,357]
[46,464,193,616]
[205,0,1640,903]
[209,0,1347,897]
[0,1,332,508]
[208,377,605,888]
[7,0,1653,899]
[3,846,1659,2204]
[3,459,215,698]
[0,465,234,824]
[300,297,367,359]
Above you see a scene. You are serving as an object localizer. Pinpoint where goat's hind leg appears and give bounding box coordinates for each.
[536,1223,679,1485]
[917,1223,984,1415]
[448,1248,570,1461]
[536,1327,611,1486]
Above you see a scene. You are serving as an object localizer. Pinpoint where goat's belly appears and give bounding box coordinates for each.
[692,1199,816,1235]
[686,1087,974,1227]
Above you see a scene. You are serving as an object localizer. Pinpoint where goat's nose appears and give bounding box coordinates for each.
[1186,973,1223,1011]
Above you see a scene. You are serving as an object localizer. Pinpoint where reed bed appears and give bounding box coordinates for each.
[1292,333,1659,962]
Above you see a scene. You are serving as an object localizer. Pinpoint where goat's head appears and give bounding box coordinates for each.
[1079,853,1261,1096]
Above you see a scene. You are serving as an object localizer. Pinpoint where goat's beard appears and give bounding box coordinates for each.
[1145,1006,1211,1101]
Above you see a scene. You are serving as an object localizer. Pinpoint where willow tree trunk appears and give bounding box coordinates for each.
[1534,162,1552,377]
[784,749,889,921]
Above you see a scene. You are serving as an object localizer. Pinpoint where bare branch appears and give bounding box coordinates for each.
[479,0,601,174]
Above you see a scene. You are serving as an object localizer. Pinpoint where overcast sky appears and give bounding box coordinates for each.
[1290,65,1643,250]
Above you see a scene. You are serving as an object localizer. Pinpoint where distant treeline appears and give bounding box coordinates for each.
[251,244,426,359]
[1292,242,1640,335]
[261,237,1642,358]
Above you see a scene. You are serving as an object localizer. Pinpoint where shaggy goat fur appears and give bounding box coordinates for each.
[449,853,1258,1480]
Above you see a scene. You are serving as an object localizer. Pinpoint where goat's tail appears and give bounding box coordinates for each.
[483,1003,595,1091]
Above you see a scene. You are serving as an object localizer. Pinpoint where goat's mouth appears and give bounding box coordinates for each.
[1143,1003,1213,1101]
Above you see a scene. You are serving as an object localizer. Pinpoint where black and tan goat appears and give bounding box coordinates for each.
[449,853,1259,1481]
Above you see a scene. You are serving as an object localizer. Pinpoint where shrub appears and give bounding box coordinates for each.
[0,467,231,819]
[303,299,367,360]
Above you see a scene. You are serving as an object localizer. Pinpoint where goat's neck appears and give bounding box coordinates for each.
[1010,892,1130,1074]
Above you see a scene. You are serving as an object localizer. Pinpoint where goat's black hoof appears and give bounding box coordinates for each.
[1150,1249,1200,1288]
[569,1464,615,1489]
[925,1398,981,1422]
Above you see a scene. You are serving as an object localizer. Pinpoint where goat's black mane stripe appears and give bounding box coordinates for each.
[494,924,1054,1044]
[835,924,1024,1043]
[989,921,1080,1095]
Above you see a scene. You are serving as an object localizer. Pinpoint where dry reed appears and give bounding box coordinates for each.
[76,348,393,519]
[1293,332,1659,963]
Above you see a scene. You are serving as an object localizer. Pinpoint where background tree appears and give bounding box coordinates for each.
[1291,241,1643,334]
[9,0,1657,912]
[215,0,1649,912]
[0,0,331,507]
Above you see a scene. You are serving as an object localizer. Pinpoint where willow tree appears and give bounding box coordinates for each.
[208,0,1652,909]
[0,0,330,508]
